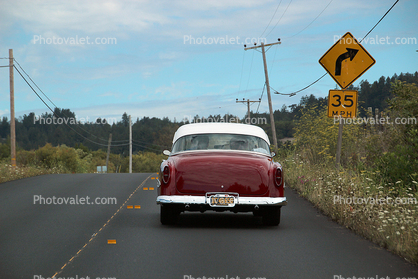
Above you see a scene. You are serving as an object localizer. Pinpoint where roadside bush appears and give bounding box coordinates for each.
[17,150,37,166]
[0,143,9,159]
[75,149,93,173]
[367,81,418,190]
[293,104,361,167]
[35,143,58,169]
[123,151,166,173]
[56,145,78,173]
[280,80,418,264]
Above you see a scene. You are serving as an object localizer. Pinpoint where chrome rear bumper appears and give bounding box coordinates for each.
[156,195,287,206]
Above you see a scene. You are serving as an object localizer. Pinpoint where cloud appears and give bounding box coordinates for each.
[1,0,414,127]
[3,0,382,44]
[7,91,251,123]
[0,109,10,117]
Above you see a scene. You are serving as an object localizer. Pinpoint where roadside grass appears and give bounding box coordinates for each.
[281,152,418,265]
[0,143,165,184]
[0,162,64,184]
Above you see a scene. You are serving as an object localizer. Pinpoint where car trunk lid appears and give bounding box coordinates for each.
[173,151,271,195]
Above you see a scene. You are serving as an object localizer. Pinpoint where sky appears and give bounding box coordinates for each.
[0,0,417,124]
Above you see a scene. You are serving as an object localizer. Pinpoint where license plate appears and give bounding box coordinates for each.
[208,194,236,207]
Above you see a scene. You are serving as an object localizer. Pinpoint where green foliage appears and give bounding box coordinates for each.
[281,153,418,265]
[357,72,418,116]
[0,143,10,159]
[121,151,166,173]
[56,145,78,173]
[2,72,415,155]
[280,79,418,265]
[35,143,58,169]
[75,149,92,173]
[376,144,417,188]
[17,150,37,166]
[387,80,418,129]
[369,81,418,188]
[75,143,89,153]
[293,104,361,166]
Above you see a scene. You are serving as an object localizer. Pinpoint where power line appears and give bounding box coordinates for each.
[132,139,170,149]
[13,59,59,109]
[256,83,266,113]
[13,61,171,151]
[359,0,399,43]
[13,65,130,147]
[274,0,399,97]
[273,73,327,96]
[259,0,284,38]
[237,50,246,99]
[132,142,165,153]
[13,59,129,144]
[267,41,279,76]
[244,49,256,97]
[284,0,333,39]
[265,0,293,39]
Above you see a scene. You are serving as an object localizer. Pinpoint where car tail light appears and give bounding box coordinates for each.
[275,167,283,187]
[162,165,170,184]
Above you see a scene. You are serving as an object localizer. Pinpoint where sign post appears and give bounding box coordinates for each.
[327,89,358,168]
[319,32,375,168]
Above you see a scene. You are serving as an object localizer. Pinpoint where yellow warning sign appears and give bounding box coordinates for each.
[319,32,375,89]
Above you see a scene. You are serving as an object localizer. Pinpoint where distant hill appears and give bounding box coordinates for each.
[356,72,418,116]
[0,72,416,157]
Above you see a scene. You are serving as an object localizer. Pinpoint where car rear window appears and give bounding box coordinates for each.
[171,133,270,155]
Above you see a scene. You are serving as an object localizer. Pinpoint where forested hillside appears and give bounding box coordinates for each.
[0,71,416,158]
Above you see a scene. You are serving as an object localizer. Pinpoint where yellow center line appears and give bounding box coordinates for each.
[49,174,153,279]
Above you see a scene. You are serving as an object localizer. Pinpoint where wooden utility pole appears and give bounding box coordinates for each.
[129,115,132,174]
[105,133,112,173]
[244,41,281,153]
[9,49,16,167]
[236,98,261,124]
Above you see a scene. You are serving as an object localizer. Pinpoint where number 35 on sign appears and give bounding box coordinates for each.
[327,90,358,118]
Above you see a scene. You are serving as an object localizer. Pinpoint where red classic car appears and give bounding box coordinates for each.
[157,122,287,226]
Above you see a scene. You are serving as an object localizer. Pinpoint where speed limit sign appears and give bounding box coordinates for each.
[327,90,358,118]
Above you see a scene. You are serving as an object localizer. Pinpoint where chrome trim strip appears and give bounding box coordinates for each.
[169,149,272,158]
[156,195,287,206]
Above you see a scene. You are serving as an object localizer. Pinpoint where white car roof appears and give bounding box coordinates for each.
[172,123,270,145]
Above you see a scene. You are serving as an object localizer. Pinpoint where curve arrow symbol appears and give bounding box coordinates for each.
[335,48,359,76]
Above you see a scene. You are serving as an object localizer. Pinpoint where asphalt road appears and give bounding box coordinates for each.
[1,174,417,279]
